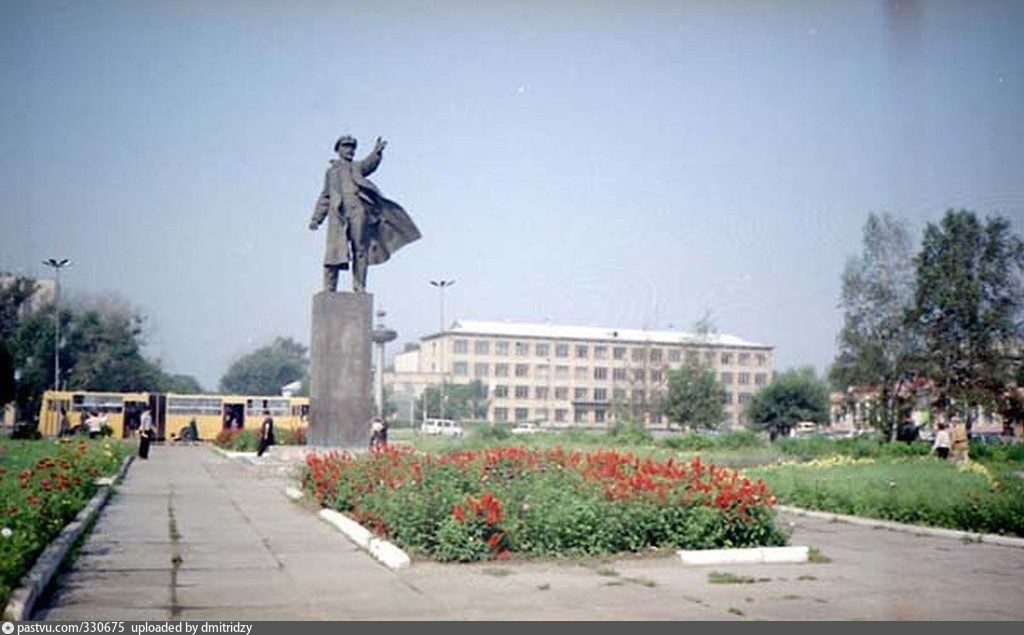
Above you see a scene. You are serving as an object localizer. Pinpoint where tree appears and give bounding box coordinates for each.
[417,380,489,421]
[748,367,830,440]
[663,358,726,430]
[219,337,309,396]
[911,210,1024,426]
[62,303,164,391]
[160,373,204,394]
[830,213,919,440]
[0,276,38,405]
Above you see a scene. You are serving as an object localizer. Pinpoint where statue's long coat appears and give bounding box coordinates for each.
[310,150,420,269]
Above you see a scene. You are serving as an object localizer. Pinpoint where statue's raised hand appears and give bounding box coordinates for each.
[374,137,387,153]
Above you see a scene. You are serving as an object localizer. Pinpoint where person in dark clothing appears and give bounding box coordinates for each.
[138,408,154,459]
[257,410,275,457]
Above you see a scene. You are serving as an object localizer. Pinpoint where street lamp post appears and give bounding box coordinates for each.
[429,279,455,418]
[42,258,71,391]
[429,279,455,332]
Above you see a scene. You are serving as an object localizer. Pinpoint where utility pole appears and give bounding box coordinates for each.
[42,258,71,391]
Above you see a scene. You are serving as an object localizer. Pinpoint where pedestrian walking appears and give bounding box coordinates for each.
[257,410,275,457]
[138,407,154,459]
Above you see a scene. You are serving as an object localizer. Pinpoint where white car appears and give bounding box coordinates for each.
[421,418,464,437]
[510,422,542,435]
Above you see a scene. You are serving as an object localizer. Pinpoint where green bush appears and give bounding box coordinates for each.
[472,423,512,442]
[606,422,654,445]
[660,434,715,451]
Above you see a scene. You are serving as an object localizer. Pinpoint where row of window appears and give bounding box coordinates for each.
[449,361,768,387]
[450,338,768,366]
[492,407,608,424]
[488,384,755,405]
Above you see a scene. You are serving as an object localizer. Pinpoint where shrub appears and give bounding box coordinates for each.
[660,434,715,452]
[473,423,511,442]
[606,422,654,445]
[213,429,259,451]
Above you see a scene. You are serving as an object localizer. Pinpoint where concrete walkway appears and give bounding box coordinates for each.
[37,445,1024,620]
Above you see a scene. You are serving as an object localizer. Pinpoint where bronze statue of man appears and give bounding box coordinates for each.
[309,135,421,293]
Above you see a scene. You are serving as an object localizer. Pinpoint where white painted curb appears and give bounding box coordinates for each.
[317,509,411,569]
[778,505,1024,549]
[677,545,809,566]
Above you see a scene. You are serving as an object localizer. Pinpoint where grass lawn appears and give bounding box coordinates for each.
[746,456,1024,537]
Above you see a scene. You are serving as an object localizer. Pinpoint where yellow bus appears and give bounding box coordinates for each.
[164,393,309,441]
[39,390,152,439]
[39,390,309,441]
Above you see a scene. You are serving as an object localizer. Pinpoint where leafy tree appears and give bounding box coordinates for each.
[830,213,920,440]
[663,358,726,430]
[417,380,489,421]
[62,303,164,391]
[219,337,309,396]
[0,276,38,405]
[747,367,830,441]
[160,373,204,394]
[910,210,1024,425]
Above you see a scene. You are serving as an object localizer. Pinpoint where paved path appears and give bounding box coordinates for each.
[37,445,1024,620]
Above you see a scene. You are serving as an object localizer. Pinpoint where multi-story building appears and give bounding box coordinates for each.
[386,319,773,428]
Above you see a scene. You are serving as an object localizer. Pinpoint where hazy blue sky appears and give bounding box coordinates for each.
[2,1,1022,390]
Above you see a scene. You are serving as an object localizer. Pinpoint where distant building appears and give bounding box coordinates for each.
[384,319,774,428]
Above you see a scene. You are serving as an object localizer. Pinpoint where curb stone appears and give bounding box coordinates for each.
[3,453,134,621]
[678,545,809,566]
[778,505,1024,549]
[317,509,411,570]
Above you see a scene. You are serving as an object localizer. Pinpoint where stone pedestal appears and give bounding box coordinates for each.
[309,291,372,448]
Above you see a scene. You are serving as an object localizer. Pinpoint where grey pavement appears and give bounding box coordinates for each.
[36,444,1024,621]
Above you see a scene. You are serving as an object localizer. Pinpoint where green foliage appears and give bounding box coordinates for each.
[748,457,1024,537]
[160,373,204,394]
[472,422,512,441]
[774,436,930,461]
[1,288,185,426]
[219,337,308,396]
[0,438,132,608]
[911,210,1024,419]
[303,447,788,562]
[831,212,919,439]
[417,380,489,421]
[664,359,726,430]
[747,367,830,440]
[606,422,654,445]
[745,364,831,438]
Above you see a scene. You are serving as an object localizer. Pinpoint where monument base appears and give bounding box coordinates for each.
[309,291,373,449]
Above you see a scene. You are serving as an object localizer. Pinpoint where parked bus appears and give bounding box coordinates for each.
[39,390,309,441]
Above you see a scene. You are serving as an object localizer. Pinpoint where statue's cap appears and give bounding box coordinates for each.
[334,135,357,151]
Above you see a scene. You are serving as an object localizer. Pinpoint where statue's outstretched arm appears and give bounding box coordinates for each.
[360,137,386,176]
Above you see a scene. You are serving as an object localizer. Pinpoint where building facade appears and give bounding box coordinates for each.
[386,319,773,428]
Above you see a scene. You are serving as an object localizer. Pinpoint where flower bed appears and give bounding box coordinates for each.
[301,446,787,562]
[0,438,131,608]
